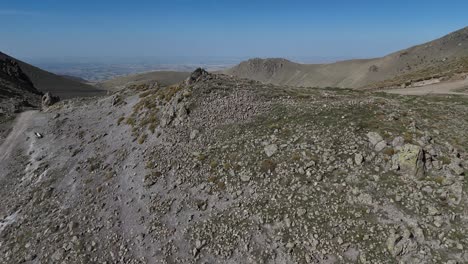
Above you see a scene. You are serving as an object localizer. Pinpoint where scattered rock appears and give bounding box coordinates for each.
[375,141,387,152]
[68,221,78,232]
[367,132,387,151]
[354,153,364,165]
[367,132,383,146]
[297,208,307,217]
[51,248,65,261]
[392,136,405,147]
[190,129,199,140]
[264,144,278,157]
[143,171,161,187]
[240,173,251,182]
[449,161,465,175]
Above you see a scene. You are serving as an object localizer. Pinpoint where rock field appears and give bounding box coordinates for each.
[0,70,467,263]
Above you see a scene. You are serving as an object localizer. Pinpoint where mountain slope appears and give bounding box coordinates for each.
[0,70,467,263]
[97,71,190,91]
[226,26,468,89]
[0,52,106,99]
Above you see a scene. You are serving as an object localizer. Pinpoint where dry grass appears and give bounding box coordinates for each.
[137,134,148,144]
[156,85,182,102]
[117,116,125,125]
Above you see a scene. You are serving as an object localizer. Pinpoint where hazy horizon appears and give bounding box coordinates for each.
[20,55,362,81]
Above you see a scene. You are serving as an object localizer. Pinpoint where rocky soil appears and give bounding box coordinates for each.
[0,70,467,263]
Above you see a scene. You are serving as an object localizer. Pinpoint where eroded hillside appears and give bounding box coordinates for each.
[0,70,467,263]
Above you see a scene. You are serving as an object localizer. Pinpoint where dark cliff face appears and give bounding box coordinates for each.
[0,58,41,99]
[0,58,42,114]
[0,51,105,99]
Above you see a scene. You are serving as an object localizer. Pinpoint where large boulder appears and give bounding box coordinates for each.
[42,92,60,108]
[392,144,425,179]
[386,226,421,258]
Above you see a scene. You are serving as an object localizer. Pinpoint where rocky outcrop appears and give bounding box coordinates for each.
[41,92,60,108]
[185,68,209,85]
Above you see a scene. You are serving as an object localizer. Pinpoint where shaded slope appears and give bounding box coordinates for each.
[0,58,41,114]
[0,52,106,99]
[0,58,40,99]
[226,26,468,89]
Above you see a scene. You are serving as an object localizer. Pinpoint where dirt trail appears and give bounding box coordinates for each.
[385,78,468,96]
[0,111,37,163]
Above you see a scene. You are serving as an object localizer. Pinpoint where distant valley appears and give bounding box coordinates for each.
[28,57,245,82]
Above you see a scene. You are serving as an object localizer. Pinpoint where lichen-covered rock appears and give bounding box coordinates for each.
[393,144,425,178]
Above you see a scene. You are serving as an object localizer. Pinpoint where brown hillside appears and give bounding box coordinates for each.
[226,27,468,89]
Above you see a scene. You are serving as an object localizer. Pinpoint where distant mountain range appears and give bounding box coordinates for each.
[226,27,468,89]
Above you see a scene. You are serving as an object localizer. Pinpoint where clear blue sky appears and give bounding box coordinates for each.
[1,0,467,60]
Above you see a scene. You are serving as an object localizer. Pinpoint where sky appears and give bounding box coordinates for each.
[0,0,467,61]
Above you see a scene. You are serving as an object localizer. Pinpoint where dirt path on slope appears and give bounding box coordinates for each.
[0,111,37,163]
[385,78,468,96]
